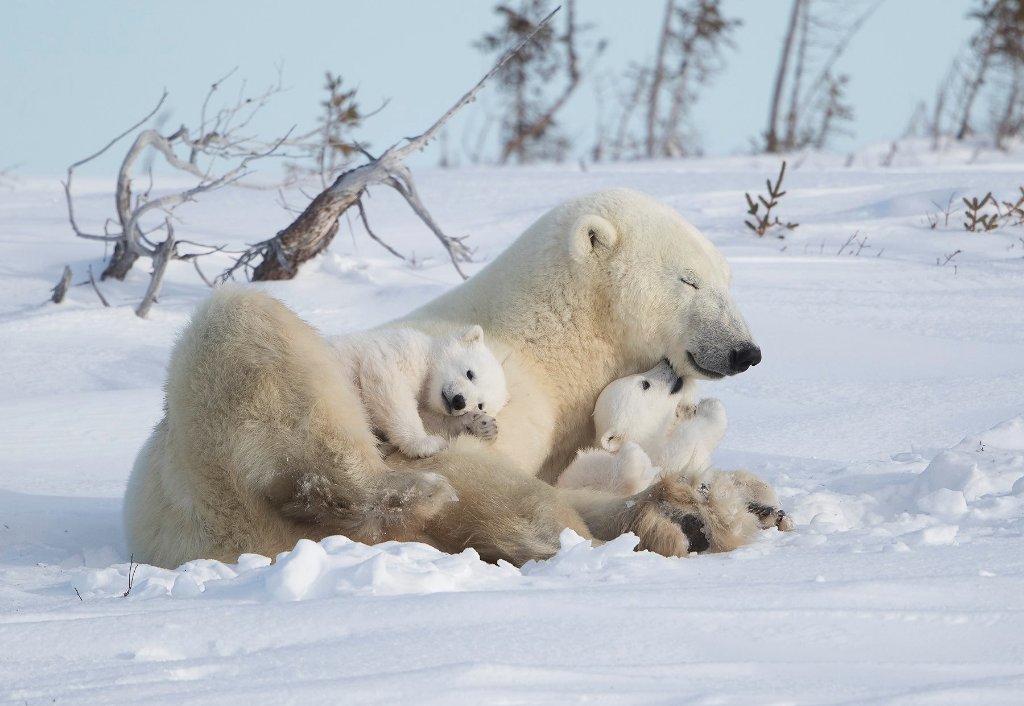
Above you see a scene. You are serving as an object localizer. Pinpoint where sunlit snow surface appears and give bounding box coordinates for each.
[2,149,1024,704]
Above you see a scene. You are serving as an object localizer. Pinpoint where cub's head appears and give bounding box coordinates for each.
[593,361,690,452]
[426,325,510,418]
[560,189,761,381]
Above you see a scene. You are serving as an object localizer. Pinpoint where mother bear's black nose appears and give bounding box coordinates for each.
[728,345,762,373]
[451,394,466,410]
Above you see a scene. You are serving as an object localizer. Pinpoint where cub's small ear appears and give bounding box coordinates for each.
[461,325,484,344]
[570,214,618,262]
[601,432,624,453]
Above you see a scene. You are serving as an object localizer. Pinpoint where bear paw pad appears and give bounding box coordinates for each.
[463,412,498,441]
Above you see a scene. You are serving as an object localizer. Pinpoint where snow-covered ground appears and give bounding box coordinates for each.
[2,149,1024,704]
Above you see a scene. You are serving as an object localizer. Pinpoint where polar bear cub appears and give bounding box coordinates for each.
[331,325,509,459]
[558,361,793,532]
[558,361,720,495]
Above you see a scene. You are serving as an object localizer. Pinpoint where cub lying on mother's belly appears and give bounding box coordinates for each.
[329,326,509,459]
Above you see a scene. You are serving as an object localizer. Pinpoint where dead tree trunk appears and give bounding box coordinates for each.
[957,47,994,140]
[782,0,811,150]
[252,181,363,280]
[765,0,803,152]
[499,0,584,164]
[50,266,72,304]
[645,0,676,158]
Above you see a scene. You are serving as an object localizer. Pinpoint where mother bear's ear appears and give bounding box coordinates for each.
[569,214,619,263]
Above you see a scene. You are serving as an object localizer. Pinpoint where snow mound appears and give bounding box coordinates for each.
[72,530,669,601]
[908,417,1024,525]
[74,536,517,601]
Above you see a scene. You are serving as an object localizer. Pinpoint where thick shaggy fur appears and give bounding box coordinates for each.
[126,189,768,567]
[329,326,507,459]
[124,288,459,568]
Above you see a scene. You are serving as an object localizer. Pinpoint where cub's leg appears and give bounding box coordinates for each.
[360,365,448,459]
[557,442,657,496]
[660,398,728,475]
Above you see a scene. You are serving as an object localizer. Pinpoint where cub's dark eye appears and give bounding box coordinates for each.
[641,380,651,390]
[466,370,475,380]
[478,403,484,410]
[680,276,699,290]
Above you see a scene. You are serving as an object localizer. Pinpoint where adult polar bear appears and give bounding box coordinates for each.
[125,188,762,568]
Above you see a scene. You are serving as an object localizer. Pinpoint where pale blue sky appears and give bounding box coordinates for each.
[3,0,973,175]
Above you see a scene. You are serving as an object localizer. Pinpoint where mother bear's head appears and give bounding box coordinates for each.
[559,188,760,380]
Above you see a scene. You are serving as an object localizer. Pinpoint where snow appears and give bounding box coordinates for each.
[2,149,1024,703]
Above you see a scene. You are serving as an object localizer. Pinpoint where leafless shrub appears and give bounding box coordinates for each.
[836,231,870,255]
[475,0,604,164]
[999,187,1024,226]
[963,192,1001,231]
[123,554,140,597]
[286,73,387,188]
[603,0,740,161]
[926,1,1024,148]
[925,192,960,229]
[63,71,296,316]
[744,161,799,237]
[764,0,882,152]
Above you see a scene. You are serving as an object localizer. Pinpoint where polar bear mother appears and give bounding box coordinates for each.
[125,189,761,567]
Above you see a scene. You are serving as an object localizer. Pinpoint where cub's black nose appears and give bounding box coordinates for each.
[451,394,466,411]
[728,345,762,373]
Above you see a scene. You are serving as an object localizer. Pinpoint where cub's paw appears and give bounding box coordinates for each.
[696,398,726,419]
[400,435,449,459]
[462,412,498,441]
[676,402,698,422]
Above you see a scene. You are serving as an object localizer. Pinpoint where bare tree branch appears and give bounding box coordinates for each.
[135,221,176,319]
[87,265,111,307]
[228,7,560,283]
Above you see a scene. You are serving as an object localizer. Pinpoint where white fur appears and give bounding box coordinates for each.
[558,361,726,494]
[329,326,509,459]
[126,190,770,567]
[557,361,793,534]
[403,189,758,483]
